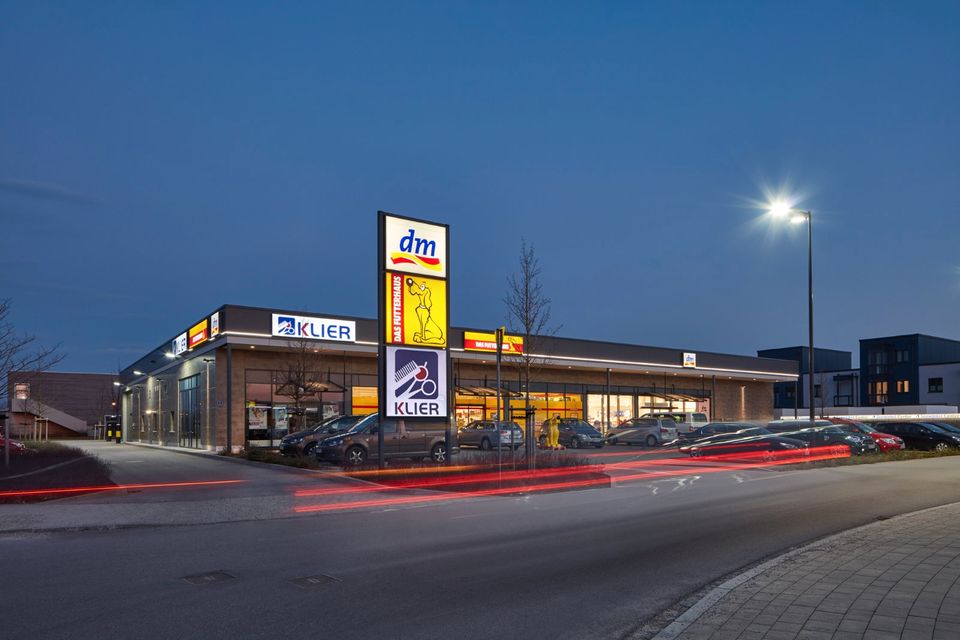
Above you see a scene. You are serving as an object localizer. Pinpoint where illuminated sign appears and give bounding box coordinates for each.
[385,346,447,417]
[385,272,447,347]
[463,331,524,354]
[683,352,697,368]
[271,314,356,342]
[384,215,447,278]
[188,319,209,349]
[173,332,188,356]
[210,312,220,337]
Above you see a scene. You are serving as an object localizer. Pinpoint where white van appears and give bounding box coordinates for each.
[640,412,709,433]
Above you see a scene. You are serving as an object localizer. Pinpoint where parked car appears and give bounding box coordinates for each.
[677,422,757,447]
[679,426,773,452]
[687,429,809,460]
[316,413,458,466]
[0,435,28,456]
[538,419,605,449]
[640,412,709,433]
[279,415,364,456]
[767,422,878,455]
[925,422,960,437]
[827,418,905,452]
[606,417,678,447]
[873,422,960,452]
[458,420,524,450]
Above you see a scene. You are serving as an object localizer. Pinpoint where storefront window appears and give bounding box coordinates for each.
[586,394,633,431]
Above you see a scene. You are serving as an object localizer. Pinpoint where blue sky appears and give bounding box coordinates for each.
[1,1,958,372]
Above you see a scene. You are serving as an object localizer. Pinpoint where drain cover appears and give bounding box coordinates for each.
[289,574,339,590]
[182,571,235,585]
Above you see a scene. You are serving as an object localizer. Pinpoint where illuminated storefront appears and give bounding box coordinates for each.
[119,304,798,451]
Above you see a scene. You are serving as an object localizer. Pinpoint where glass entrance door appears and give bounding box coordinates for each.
[179,375,201,449]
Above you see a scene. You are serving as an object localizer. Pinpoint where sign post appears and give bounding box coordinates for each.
[378,211,451,469]
[495,326,504,474]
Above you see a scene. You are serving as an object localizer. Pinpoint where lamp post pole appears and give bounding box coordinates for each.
[804,212,815,425]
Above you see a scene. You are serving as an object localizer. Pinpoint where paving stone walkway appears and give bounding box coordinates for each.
[656,502,960,640]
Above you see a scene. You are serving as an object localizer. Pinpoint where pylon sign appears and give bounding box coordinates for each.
[379,212,450,420]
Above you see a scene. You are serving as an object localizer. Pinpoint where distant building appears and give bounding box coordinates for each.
[757,346,856,414]
[760,333,960,416]
[860,334,960,408]
[5,371,119,438]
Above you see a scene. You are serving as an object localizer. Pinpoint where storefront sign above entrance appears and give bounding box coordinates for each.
[188,319,209,349]
[683,352,697,368]
[463,331,524,354]
[385,272,447,347]
[384,215,447,278]
[172,332,188,356]
[271,313,356,342]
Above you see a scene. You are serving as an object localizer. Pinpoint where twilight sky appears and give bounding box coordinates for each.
[1,1,958,373]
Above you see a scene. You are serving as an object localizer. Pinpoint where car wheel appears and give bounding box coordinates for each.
[480,438,491,451]
[690,448,702,458]
[762,450,776,463]
[645,435,657,447]
[569,437,579,449]
[934,441,950,453]
[303,442,317,457]
[609,437,618,446]
[345,446,367,466]
[430,443,448,463]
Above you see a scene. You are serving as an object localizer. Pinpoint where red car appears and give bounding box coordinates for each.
[828,418,905,452]
[0,435,29,456]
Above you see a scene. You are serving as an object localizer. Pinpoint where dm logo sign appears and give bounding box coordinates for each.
[384,215,447,278]
[386,346,447,418]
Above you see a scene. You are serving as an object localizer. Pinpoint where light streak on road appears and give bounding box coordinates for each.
[294,447,850,513]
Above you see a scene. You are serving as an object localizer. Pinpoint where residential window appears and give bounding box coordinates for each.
[14,383,29,400]
[896,380,910,394]
[784,386,795,399]
[869,381,888,405]
[895,349,909,363]
[814,385,822,398]
[929,378,944,393]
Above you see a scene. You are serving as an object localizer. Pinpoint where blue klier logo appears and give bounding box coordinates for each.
[393,349,439,400]
[276,316,296,336]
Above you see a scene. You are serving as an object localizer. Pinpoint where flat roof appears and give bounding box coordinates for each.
[120,304,799,382]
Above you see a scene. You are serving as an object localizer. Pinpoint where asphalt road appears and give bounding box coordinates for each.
[2,445,960,640]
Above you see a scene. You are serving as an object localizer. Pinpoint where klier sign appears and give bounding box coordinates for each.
[379,212,450,421]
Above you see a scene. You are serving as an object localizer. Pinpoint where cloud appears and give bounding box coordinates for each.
[0,179,98,205]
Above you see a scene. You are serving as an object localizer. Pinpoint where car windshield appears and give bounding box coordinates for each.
[497,422,522,431]
[346,415,376,434]
[920,423,950,434]
[844,421,877,433]
[692,413,708,422]
[324,416,360,432]
[574,424,601,435]
[930,423,960,434]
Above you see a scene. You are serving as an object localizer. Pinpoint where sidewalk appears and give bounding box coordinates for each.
[653,502,960,640]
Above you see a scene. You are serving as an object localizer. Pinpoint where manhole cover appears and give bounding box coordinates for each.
[289,574,339,590]
[182,571,235,585]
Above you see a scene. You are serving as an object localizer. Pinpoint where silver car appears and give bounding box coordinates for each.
[607,417,678,447]
[457,420,524,450]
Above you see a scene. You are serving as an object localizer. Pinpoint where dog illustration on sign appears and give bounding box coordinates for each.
[405,277,445,345]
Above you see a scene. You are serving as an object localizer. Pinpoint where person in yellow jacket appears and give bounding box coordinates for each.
[548,413,561,449]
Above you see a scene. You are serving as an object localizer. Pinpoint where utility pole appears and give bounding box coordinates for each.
[496,326,504,477]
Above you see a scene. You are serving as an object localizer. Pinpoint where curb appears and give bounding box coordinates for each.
[122,442,379,487]
[649,499,960,640]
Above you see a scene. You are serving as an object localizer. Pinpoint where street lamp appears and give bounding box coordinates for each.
[768,200,815,425]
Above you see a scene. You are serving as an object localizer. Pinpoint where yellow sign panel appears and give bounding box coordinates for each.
[385,272,447,347]
[463,331,524,354]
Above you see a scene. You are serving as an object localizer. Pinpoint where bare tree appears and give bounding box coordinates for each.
[503,239,558,463]
[273,338,327,432]
[1,299,63,463]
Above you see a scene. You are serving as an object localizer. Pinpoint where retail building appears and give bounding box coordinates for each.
[119,305,798,451]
